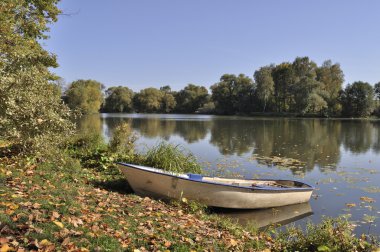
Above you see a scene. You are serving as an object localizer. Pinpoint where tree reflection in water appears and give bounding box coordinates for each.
[79,114,380,175]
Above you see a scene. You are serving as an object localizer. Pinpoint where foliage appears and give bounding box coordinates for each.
[254,66,275,112]
[211,74,255,114]
[109,122,137,156]
[197,101,216,114]
[161,92,177,113]
[65,121,138,171]
[65,79,104,114]
[271,62,295,112]
[340,81,375,117]
[1,152,378,251]
[65,131,109,170]
[75,56,374,118]
[103,86,134,112]
[0,0,75,153]
[316,60,345,115]
[133,87,176,113]
[175,84,210,113]
[374,82,380,100]
[140,142,202,174]
[272,217,376,252]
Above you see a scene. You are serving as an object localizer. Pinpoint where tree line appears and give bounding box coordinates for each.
[63,57,380,118]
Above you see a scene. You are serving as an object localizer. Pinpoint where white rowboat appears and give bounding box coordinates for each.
[117,163,314,209]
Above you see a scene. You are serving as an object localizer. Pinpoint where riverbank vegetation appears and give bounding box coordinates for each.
[63,62,380,118]
[1,0,379,251]
[1,130,378,251]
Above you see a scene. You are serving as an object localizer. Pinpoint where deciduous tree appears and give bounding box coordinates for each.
[0,0,74,151]
[254,66,274,112]
[340,81,374,117]
[65,80,104,114]
[103,86,134,112]
[316,60,344,115]
[175,84,209,113]
[211,74,254,114]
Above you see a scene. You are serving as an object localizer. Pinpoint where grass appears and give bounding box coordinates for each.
[139,141,203,174]
[1,131,379,251]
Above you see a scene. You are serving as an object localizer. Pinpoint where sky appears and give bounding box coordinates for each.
[44,0,380,91]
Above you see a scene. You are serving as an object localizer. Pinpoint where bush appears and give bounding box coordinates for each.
[66,123,138,171]
[140,142,202,174]
[109,123,137,156]
[272,217,376,252]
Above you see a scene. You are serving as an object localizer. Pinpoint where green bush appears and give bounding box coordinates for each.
[66,123,138,171]
[140,142,202,174]
[272,217,376,252]
[109,122,137,156]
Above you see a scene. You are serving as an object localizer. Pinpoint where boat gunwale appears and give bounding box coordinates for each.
[117,162,314,192]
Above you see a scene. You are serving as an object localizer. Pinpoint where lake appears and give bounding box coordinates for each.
[80,113,380,235]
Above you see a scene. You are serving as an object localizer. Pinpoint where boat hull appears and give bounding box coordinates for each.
[118,163,313,209]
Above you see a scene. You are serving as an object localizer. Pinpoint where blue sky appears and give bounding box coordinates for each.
[44,0,380,91]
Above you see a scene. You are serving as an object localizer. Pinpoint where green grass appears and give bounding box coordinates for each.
[1,134,379,251]
[139,141,202,174]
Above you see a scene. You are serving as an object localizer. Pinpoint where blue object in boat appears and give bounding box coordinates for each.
[188,173,203,181]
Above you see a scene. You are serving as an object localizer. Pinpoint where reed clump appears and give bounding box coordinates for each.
[141,142,202,174]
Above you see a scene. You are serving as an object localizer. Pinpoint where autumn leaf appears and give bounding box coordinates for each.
[0,244,10,252]
[181,197,188,203]
[53,221,64,228]
[229,238,238,247]
[164,240,171,247]
[346,203,356,208]
[360,197,375,203]
[51,211,60,220]
[40,239,52,246]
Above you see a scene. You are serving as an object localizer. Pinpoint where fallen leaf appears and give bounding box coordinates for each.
[360,197,375,203]
[164,241,171,247]
[0,244,10,252]
[229,238,238,247]
[53,221,64,228]
[346,203,356,208]
[52,211,60,219]
[40,239,52,246]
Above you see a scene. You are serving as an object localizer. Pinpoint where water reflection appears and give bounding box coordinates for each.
[79,114,380,174]
[341,120,378,154]
[216,202,313,229]
[77,114,103,135]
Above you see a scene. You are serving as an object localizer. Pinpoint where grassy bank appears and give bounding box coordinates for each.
[1,130,378,251]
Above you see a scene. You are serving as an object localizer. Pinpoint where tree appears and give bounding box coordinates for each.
[316,60,344,115]
[290,57,327,114]
[0,0,74,151]
[65,80,104,114]
[254,66,274,112]
[340,81,375,117]
[292,57,317,80]
[211,74,255,114]
[292,77,327,114]
[161,93,176,113]
[103,86,134,112]
[271,63,295,112]
[159,86,176,113]
[374,82,380,101]
[134,88,163,113]
[175,84,209,113]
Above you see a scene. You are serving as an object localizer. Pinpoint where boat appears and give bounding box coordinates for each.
[216,202,313,228]
[117,163,314,209]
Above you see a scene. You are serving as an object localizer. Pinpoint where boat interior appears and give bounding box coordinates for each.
[201,176,311,189]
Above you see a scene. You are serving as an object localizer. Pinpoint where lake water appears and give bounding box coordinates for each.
[80,113,380,235]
